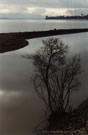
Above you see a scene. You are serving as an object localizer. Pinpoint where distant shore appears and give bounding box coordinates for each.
[45,15,88,20]
[0,28,88,53]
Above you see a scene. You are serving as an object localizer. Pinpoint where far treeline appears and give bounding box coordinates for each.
[45,14,88,20]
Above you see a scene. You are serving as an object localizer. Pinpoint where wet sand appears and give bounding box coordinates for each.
[0,28,88,53]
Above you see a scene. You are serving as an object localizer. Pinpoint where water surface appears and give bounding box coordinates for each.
[0,20,88,134]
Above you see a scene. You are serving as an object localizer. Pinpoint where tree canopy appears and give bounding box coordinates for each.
[27,38,81,114]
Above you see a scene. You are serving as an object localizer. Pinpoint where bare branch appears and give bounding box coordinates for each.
[25,38,81,114]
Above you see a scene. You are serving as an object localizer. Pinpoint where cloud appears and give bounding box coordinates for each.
[26,7,68,16]
[67,8,88,15]
[0,0,88,18]
[44,8,68,16]
[26,7,46,15]
[4,0,88,8]
[0,4,27,14]
[1,0,88,8]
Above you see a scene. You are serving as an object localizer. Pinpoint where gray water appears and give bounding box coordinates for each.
[0,19,88,134]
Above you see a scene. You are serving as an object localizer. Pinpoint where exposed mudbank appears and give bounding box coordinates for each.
[0,28,88,53]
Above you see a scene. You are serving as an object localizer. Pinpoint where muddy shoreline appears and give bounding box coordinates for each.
[0,28,88,53]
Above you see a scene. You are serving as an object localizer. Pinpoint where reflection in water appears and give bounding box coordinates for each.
[0,20,88,33]
[0,51,45,133]
[0,20,88,133]
[0,91,45,134]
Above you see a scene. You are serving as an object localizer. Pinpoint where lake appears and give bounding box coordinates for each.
[0,19,88,134]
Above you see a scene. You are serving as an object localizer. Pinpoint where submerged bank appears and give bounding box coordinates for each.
[0,28,88,53]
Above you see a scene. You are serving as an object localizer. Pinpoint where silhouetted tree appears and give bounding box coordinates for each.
[26,38,81,115]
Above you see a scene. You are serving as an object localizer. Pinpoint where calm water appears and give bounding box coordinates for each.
[0,19,88,134]
[0,19,88,33]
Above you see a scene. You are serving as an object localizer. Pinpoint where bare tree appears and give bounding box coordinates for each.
[26,38,81,115]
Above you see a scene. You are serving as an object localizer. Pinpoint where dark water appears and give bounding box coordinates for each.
[0,20,88,134]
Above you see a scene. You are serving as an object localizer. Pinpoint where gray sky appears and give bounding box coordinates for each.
[0,0,88,18]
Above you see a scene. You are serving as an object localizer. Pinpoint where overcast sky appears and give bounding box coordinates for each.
[0,0,88,18]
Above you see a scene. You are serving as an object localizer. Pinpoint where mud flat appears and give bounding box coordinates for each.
[0,28,88,53]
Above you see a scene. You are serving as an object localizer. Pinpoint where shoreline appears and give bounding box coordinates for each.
[0,28,88,53]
